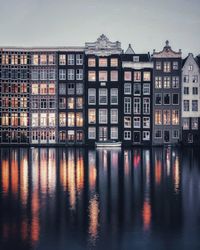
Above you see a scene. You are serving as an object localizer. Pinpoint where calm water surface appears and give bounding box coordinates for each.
[0,147,200,250]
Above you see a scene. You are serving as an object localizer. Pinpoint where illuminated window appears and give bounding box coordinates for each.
[182,118,189,130]
[32,84,39,94]
[76,97,83,109]
[68,69,75,80]
[163,62,171,72]
[32,113,39,127]
[40,113,47,127]
[172,76,179,88]
[124,97,131,114]
[11,97,18,108]
[163,110,171,125]
[68,54,75,65]
[88,109,96,124]
[88,58,96,67]
[133,98,140,114]
[48,54,55,65]
[155,110,162,125]
[2,97,9,108]
[76,112,83,127]
[172,110,179,125]
[67,130,75,142]
[111,127,118,139]
[99,109,107,124]
[143,72,151,81]
[40,54,47,65]
[59,131,66,142]
[20,97,27,108]
[68,97,74,109]
[143,117,150,128]
[191,118,198,130]
[32,54,39,65]
[110,109,118,124]
[59,113,66,127]
[88,127,96,139]
[2,113,9,126]
[124,71,132,81]
[124,117,131,128]
[49,130,56,141]
[11,54,18,65]
[59,54,66,65]
[68,113,75,126]
[2,54,9,65]
[156,61,161,70]
[49,113,55,127]
[21,83,27,93]
[20,54,27,65]
[111,71,118,81]
[163,77,171,88]
[99,58,107,67]
[88,89,96,105]
[99,88,107,105]
[99,71,107,81]
[20,113,28,127]
[49,84,55,95]
[110,88,118,105]
[40,84,47,95]
[155,76,162,88]
[88,71,96,81]
[134,71,141,82]
[133,117,141,128]
[111,58,118,67]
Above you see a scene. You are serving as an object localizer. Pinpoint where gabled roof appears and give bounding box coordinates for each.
[195,55,200,68]
[153,40,182,58]
[182,55,189,67]
[125,44,135,54]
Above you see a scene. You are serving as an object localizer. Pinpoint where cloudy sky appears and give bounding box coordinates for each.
[0,0,199,56]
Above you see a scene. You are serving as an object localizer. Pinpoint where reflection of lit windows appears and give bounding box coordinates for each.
[99,71,107,81]
[40,113,47,127]
[40,54,47,65]
[172,130,179,139]
[124,71,132,81]
[155,130,162,138]
[76,112,83,127]
[59,54,66,65]
[20,113,28,126]
[88,71,96,81]
[143,72,151,81]
[32,54,39,65]
[110,88,118,105]
[134,71,141,81]
[49,113,55,127]
[124,97,131,114]
[48,54,55,65]
[124,131,131,140]
[155,110,162,125]
[76,54,83,65]
[111,58,118,67]
[111,127,118,139]
[40,84,47,95]
[59,131,66,142]
[67,97,74,109]
[32,113,39,127]
[68,69,75,80]
[163,110,171,125]
[59,113,66,127]
[2,113,9,126]
[99,109,107,124]
[99,88,107,105]
[76,97,83,109]
[133,117,141,128]
[183,118,189,130]
[143,117,150,128]
[88,127,96,139]
[143,131,150,140]
[49,84,55,95]
[68,112,75,126]
[88,58,96,67]
[88,89,96,105]
[110,109,118,124]
[20,97,27,108]
[68,54,75,65]
[124,117,131,128]
[163,62,171,72]
[191,118,198,130]
[155,76,162,88]
[111,71,118,81]
[2,54,9,65]
[172,110,179,125]
[67,130,75,142]
[88,109,96,124]
[99,58,107,67]
[11,113,18,126]
[124,83,131,94]
[20,54,27,64]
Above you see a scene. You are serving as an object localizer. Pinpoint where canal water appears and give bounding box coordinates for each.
[0,147,200,250]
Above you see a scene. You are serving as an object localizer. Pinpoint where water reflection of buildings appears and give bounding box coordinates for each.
[0,146,199,249]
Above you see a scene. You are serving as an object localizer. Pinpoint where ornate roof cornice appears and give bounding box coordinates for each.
[153,40,182,58]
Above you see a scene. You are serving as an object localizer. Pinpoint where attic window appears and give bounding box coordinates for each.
[133,56,139,62]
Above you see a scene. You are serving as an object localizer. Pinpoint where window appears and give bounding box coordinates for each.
[32,84,39,94]
[155,110,162,125]
[143,72,151,81]
[124,83,131,94]
[68,112,75,126]
[40,54,47,65]
[40,69,48,80]
[133,117,141,128]
[76,69,83,80]
[143,131,150,141]
[88,127,96,139]
[31,69,39,80]
[59,69,66,80]
[76,83,83,95]
[48,54,55,65]
[172,76,179,88]
[67,97,74,109]
[32,99,39,109]
[124,131,131,140]
[32,54,38,65]
[143,117,150,128]
[111,71,118,81]
[143,98,150,114]
[68,69,75,80]
[88,89,96,105]
[134,71,141,81]
[49,113,55,127]
[99,109,107,124]
[40,113,47,127]
[182,118,189,130]
[111,58,118,67]
[172,94,179,105]
[76,54,83,65]
[2,54,9,65]
[88,71,96,81]
[193,87,198,95]
[32,113,39,127]
[172,110,179,125]
[111,127,118,139]
[183,75,189,83]
[163,62,171,72]
[49,99,56,109]
[133,83,141,95]
[48,84,55,95]
[191,118,198,130]
[183,100,189,111]
[163,77,170,88]
[76,113,83,127]
[163,93,170,105]
[59,113,66,127]
[133,56,139,62]
[68,83,75,95]
[2,113,9,126]
[124,97,131,114]
[88,58,96,67]
[155,130,162,138]
[68,54,75,65]
[99,58,107,67]
[59,54,66,65]
[110,109,118,124]
[192,100,198,111]
[184,87,189,95]
[59,97,66,109]
[173,61,178,70]
[155,93,162,105]
[99,88,108,105]
[163,110,171,125]
[59,83,66,95]
[110,88,118,105]
[172,130,179,139]
[156,61,161,70]
[76,97,83,109]
[40,99,47,109]
[192,75,198,83]
[20,113,28,127]
[124,117,131,128]
[99,71,107,81]
[188,65,193,71]
[40,84,47,95]
[20,54,27,65]
[124,71,132,81]
[88,109,96,124]
[155,77,162,88]
[143,84,150,95]
[49,69,56,80]
[133,98,140,114]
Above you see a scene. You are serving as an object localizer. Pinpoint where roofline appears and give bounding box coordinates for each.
[0,46,85,52]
